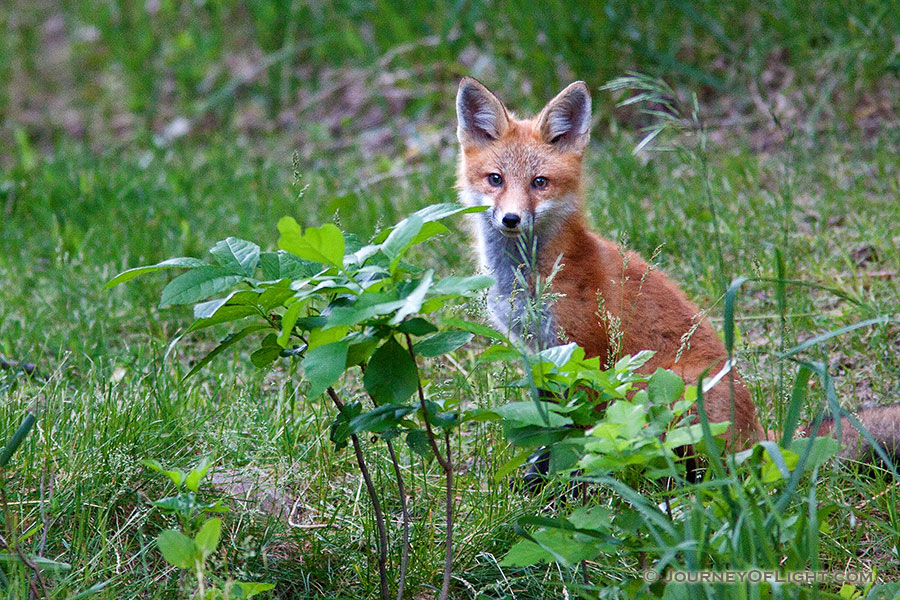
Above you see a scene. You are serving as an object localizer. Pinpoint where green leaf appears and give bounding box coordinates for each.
[104,257,207,289]
[423,400,459,429]
[184,456,213,492]
[429,275,494,297]
[330,401,362,450]
[277,300,305,347]
[345,331,381,367]
[251,343,282,368]
[186,306,258,334]
[258,285,295,310]
[260,251,318,280]
[391,270,433,324]
[184,324,269,380]
[193,293,243,320]
[382,214,423,261]
[364,337,418,405]
[141,459,184,487]
[157,530,197,570]
[405,429,432,459]
[325,294,405,329]
[194,518,222,558]
[307,325,348,350]
[492,402,572,428]
[209,237,260,277]
[397,318,438,336]
[302,340,350,398]
[647,368,684,405]
[233,582,276,599]
[493,448,533,482]
[160,267,245,307]
[413,331,473,357]
[537,343,579,368]
[443,317,510,343]
[349,404,416,435]
[277,217,345,267]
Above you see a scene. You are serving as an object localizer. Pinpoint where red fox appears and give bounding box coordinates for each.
[455,76,899,461]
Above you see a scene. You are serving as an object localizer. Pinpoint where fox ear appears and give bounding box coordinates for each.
[456,77,509,146]
[536,81,591,152]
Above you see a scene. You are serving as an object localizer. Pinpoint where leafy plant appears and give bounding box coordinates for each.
[109,203,493,600]
[483,339,856,599]
[144,456,273,599]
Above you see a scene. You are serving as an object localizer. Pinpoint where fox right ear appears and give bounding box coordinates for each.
[456,77,509,146]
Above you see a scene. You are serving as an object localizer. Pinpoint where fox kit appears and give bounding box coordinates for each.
[455,76,899,460]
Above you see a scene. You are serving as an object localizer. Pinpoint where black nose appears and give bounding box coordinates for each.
[501,213,521,228]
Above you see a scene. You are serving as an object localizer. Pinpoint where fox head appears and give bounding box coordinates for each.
[455,77,591,238]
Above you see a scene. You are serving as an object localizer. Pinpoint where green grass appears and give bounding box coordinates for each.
[2,2,900,598]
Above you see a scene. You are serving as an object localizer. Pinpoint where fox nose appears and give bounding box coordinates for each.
[501,213,521,228]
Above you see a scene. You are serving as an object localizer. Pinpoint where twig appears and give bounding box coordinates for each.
[386,440,411,600]
[326,387,389,600]
[361,362,412,600]
[403,333,453,600]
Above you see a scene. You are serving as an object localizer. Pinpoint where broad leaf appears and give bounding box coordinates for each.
[364,337,418,405]
[647,368,684,405]
[443,317,510,343]
[184,455,212,492]
[194,518,222,558]
[381,214,423,260]
[160,267,245,307]
[186,306,258,333]
[325,294,405,329]
[209,238,260,276]
[349,404,416,435]
[391,270,433,324]
[492,402,572,428]
[405,429,432,459]
[277,301,305,347]
[156,530,196,570]
[330,401,362,449]
[413,331,473,357]
[429,275,494,297]
[277,217,345,267]
[397,318,438,336]
[233,582,277,599]
[104,257,207,289]
[259,250,318,280]
[302,340,350,398]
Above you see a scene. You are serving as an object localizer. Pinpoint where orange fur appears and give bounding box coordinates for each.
[456,77,763,448]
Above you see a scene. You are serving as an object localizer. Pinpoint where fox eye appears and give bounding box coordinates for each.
[487,173,503,187]
[532,176,549,189]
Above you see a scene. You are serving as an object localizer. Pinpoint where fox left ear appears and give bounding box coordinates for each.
[536,81,591,152]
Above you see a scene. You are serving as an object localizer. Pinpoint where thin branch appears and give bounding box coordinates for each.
[440,432,454,600]
[361,362,411,600]
[386,440,411,600]
[402,333,453,600]
[402,333,449,471]
[326,386,389,600]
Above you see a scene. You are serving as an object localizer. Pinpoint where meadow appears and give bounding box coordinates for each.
[1,2,899,598]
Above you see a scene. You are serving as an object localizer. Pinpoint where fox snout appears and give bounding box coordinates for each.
[492,207,531,236]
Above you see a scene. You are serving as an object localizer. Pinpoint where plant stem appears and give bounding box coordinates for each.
[440,432,454,600]
[386,440,411,600]
[402,333,453,600]
[361,362,411,600]
[326,387,389,600]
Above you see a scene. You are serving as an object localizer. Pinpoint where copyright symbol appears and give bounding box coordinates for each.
[643,569,659,583]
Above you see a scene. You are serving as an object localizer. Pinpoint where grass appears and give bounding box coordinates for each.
[2,2,900,598]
